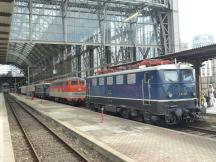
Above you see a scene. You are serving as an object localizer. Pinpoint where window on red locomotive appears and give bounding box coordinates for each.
[80,80,85,85]
[71,80,78,85]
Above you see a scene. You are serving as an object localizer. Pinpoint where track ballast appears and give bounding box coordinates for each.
[5,94,88,162]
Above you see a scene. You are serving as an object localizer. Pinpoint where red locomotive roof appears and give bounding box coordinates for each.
[96,59,172,75]
[139,59,172,66]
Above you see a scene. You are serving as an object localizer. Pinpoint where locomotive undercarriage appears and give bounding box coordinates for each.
[87,97,204,125]
[164,107,202,125]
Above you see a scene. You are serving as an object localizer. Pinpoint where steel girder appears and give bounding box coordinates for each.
[7,0,177,80]
[6,50,33,66]
[158,11,173,54]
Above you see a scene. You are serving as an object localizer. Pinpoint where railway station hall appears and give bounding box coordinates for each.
[1,0,216,162]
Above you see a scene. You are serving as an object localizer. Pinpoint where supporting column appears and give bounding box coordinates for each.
[62,0,68,43]
[105,46,111,66]
[131,47,136,62]
[28,0,32,41]
[89,46,94,76]
[194,63,201,105]
[76,45,81,77]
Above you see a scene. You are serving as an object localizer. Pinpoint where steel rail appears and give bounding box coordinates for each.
[187,126,216,136]
[5,94,88,162]
[5,97,41,162]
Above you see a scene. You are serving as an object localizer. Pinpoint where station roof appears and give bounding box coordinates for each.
[0,76,25,87]
[110,44,216,69]
[0,0,13,63]
[4,0,216,74]
[156,44,216,65]
[0,0,170,72]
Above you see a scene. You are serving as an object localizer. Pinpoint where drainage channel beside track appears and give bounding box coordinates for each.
[5,94,105,162]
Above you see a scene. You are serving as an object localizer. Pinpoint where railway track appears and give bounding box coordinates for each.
[174,125,216,139]
[5,94,88,162]
[187,126,216,138]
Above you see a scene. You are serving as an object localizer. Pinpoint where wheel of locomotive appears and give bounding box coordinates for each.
[130,110,143,122]
[143,111,152,124]
[134,112,144,122]
[71,101,77,106]
[165,112,178,126]
[59,98,62,103]
[121,109,131,119]
[88,103,93,110]
[62,98,67,104]
[116,107,122,116]
[74,101,81,107]
[94,104,100,112]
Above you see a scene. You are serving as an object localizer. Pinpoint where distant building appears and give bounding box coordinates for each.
[192,34,215,90]
[192,34,214,48]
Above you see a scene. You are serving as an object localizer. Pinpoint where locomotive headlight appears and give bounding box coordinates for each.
[192,92,196,97]
[168,92,173,98]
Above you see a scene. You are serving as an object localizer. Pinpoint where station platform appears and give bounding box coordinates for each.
[207,107,216,115]
[0,93,15,162]
[11,93,216,162]
[206,101,216,115]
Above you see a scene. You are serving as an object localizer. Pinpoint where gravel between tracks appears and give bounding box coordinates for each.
[18,101,112,162]
[6,97,86,162]
[5,100,37,162]
[7,95,112,162]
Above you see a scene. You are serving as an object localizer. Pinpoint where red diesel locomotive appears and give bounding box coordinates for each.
[49,77,86,105]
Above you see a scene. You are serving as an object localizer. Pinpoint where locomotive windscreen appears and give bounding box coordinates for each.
[164,70,178,82]
[181,69,194,82]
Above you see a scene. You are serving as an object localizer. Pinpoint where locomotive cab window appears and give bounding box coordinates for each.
[182,69,194,82]
[71,80,78,85]
[164,70,178,82]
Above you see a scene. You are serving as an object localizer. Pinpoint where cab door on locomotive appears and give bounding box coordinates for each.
[143,72,151,105]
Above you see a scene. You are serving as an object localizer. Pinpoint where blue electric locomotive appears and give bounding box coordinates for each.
[35,83,50,99]
[86,63,201,125]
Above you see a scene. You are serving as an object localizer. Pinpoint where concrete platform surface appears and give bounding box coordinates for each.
[203,100,216,115]
[207,107,216,115]
[12,94,216,162]
[0,93,15,162]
